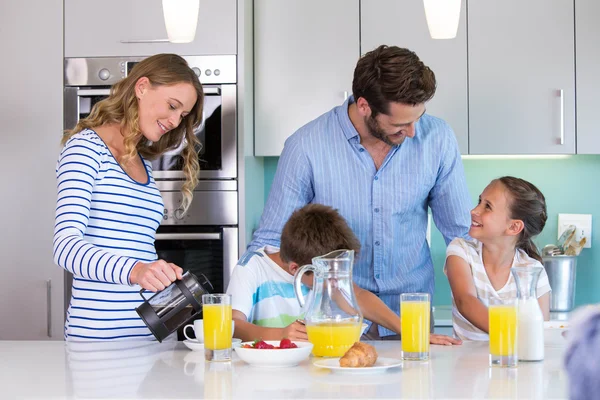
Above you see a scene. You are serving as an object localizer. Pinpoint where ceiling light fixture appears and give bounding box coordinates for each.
[423,0,462,39]
[162,0,200,43]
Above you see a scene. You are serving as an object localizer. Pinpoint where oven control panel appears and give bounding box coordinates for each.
[65,55,237,87]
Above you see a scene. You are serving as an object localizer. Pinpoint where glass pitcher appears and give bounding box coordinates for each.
[293,249,363,357]
[510,265,544,361]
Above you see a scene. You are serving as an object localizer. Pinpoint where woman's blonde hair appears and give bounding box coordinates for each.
[63,53,204,212]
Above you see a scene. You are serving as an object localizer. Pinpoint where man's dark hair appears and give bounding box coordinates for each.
[352,45,436,116]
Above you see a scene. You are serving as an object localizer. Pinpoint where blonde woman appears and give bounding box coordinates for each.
[54,54,204,341]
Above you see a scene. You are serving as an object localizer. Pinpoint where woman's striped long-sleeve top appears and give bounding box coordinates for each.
[53,129,164,340]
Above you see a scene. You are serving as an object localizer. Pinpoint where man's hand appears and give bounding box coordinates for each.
[430,333,462,346]
[282,320,308,341]
[130,260,183,292]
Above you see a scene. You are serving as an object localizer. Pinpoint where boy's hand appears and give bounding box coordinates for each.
[282,320,308,341]
[430,333,462,346]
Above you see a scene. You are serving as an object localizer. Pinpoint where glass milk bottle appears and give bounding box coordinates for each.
[510,265,545,361]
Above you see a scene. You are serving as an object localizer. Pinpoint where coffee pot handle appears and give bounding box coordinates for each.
[294,264,316,308]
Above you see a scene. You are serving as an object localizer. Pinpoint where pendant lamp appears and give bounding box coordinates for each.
[423,0,462,39]
[162,0,200,43]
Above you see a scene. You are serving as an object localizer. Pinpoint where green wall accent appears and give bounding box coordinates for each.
[261,155,600,306]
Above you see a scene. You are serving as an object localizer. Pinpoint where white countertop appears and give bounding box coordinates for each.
[0,339,569,399]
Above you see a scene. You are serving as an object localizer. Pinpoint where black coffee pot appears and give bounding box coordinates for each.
[136,271,213,342]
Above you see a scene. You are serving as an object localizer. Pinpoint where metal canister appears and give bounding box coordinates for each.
[542,255,577,312]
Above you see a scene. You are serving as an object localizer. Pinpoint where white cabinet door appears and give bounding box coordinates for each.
[0,0,65,340]
[575,0,600,154]
[468,0,575,154]
[361,0,468,154]
[65,0,236,57]
[254,0,359,156]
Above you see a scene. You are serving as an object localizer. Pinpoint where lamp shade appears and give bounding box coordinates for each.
[162,0,200,43]
[423,0,462,39]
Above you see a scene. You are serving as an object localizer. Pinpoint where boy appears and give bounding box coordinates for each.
[227,204,460,345]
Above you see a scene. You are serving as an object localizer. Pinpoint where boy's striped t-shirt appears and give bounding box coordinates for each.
[444,238,552,341]
[53,129,165,341]
[227,246,310,327]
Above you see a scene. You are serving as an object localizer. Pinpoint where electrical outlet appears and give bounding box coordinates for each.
[557,213,592,248]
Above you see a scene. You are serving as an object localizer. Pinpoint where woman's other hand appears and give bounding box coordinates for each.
[130,260,183,291]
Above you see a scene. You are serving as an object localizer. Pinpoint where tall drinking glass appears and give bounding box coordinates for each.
[488,297,518,367]
[401,293,430,361]
[202,294,232,362]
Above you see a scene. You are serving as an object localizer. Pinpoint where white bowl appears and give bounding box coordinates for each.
[234,341,313,368]
[544,321,569,347]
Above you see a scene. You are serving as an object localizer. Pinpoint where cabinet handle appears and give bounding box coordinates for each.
[120,39,170,43]
[343,91,349,100]
[559,89,565,145]
[46,280,52,338]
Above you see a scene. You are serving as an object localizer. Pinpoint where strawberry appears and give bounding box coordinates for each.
[253,340,275,349]
[279,338,298,349]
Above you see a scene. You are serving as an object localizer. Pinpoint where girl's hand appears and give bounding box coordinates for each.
[430,333,462,346]
[130,260,183,292]
[282,320,308,341]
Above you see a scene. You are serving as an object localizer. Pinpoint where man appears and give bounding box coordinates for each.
[245,45,471,339]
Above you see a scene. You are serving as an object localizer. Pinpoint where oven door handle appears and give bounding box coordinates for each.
[155,233,221,241]
[77,89,111,96]
[203,87,221,95]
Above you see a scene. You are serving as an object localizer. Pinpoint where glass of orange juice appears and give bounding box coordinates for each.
[401,293,430,361]
[202,294,232,362]
[488,297,518,367]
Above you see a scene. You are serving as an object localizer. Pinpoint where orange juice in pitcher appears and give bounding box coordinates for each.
[306,322,361,357]
[294,250,363,357]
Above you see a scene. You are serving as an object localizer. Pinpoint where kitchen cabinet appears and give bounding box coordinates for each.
[575,0,600,154]
[468,0,575,155]
[1,0,65,339]
[361,0,468,155]
[253,0,360,156]
[65,0,237,58]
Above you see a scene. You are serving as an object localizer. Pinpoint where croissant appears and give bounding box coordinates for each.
[339,342,378,367]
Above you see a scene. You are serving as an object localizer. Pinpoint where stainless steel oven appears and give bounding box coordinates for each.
[155,180,238,293]
[64,55,237,180]
[63,56,239,320]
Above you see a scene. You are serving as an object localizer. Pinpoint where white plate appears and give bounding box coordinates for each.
[183,338,242,352]
[313,357,402,374]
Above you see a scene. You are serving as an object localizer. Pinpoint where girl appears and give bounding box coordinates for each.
[445,176,551,341]
[54,54,203,340]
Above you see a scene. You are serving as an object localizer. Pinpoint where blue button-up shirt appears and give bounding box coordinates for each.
[246,97,471,336]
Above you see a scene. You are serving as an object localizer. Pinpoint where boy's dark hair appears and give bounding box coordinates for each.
[495,176,547,262]
[280,204,360,266]
[352,45,436,117]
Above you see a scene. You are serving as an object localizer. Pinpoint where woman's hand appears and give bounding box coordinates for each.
[130,260,183,291]
[430,333,462,346]
[282,320,308,341]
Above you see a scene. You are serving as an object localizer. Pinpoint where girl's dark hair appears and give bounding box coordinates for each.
[495,176,547,262]
[352,45,436,116]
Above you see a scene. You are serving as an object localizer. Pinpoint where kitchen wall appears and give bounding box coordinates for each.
[261,155,600,307]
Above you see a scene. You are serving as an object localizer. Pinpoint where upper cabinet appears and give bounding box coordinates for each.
[253,0,359,156]
[361,0,468,155]
[65,0,237,57]
[575,0,600,154]
[468,0,575,154]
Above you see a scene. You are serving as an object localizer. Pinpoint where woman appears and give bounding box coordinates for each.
[54,54,204,340]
